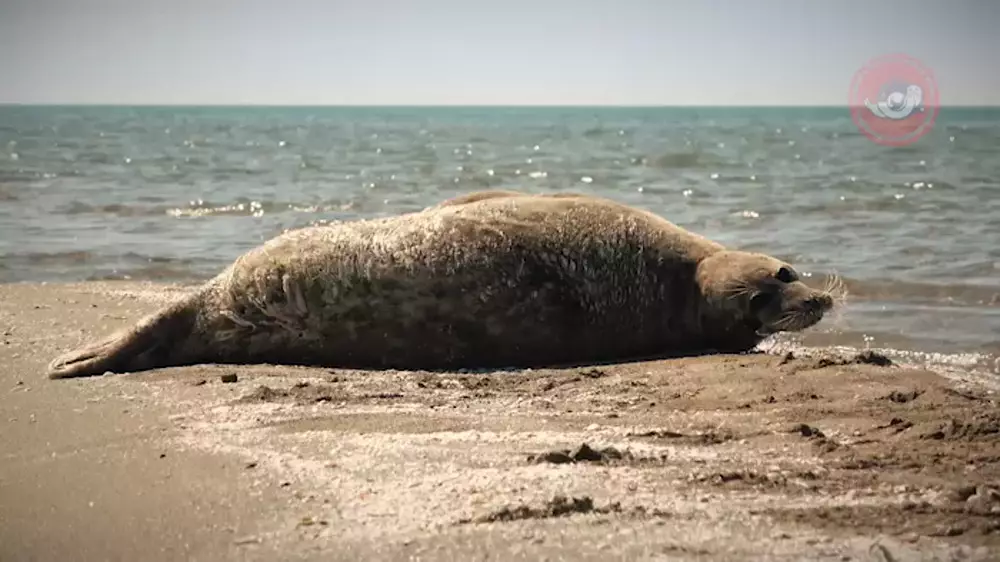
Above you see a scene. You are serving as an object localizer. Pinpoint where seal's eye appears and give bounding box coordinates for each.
[775,267,796,284]
[749,292,775,315]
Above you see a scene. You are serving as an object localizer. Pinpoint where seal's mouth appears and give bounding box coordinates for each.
[755,293,834,336]
[744,315,765,336]
[757,310,822,336]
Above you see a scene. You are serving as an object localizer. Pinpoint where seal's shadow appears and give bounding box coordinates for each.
[434,349,768,374]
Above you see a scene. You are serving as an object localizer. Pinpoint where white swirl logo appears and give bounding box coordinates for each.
[864,84,923,120]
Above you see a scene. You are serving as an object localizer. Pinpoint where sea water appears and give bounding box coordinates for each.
[1,105,997,375]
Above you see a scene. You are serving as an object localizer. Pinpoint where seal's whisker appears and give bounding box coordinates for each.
[779,315,802,330]
[823,272,849,307]
[771,311,802,330]
[825,274,839,297]
[824,273,852,329]
[723,281,754,300]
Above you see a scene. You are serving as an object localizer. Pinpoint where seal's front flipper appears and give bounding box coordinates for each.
[47,329,134,378]
[47,301,196,379]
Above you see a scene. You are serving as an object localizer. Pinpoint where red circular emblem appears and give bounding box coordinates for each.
[848,53,939,146]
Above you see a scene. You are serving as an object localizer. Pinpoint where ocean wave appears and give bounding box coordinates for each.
[84,265,204,282]
[807,273,1000,308]
[55,198,357,218]
[0,250,210,283]
[1,250,195,266]
[760,335,1000,379]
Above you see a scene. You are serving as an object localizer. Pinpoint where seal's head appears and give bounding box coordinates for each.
[695,251,841,339]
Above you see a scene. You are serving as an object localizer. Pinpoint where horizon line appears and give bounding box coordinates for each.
[1,102,998,109]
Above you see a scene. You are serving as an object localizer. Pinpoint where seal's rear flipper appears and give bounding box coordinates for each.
[47,302,196,379]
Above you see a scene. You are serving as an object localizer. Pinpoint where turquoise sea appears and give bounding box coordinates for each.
[1,105,998,376]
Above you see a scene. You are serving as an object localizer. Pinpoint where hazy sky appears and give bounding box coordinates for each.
[1,0,996,105]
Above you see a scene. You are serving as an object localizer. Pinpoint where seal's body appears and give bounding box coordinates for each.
[48,192,838,379]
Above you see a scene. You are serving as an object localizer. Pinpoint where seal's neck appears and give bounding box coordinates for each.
[692,252,764,352]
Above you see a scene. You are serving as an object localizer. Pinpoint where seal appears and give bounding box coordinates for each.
[47,192,842,379]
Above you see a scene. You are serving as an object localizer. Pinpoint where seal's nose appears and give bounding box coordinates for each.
[805,295,833,312]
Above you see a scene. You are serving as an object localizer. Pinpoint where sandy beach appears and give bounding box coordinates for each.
[2,281,999,561]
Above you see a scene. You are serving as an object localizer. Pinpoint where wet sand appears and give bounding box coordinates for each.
[2,281,999,561]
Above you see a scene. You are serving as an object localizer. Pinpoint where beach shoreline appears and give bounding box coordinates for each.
[2,281,999,561]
